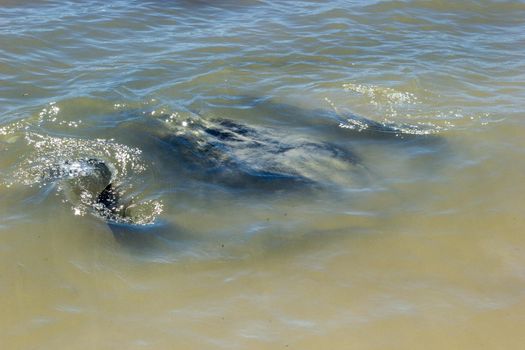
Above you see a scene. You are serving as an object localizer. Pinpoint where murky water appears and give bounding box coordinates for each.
[1,0,525,348]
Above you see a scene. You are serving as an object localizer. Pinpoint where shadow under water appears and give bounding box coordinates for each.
[1,96,447,249]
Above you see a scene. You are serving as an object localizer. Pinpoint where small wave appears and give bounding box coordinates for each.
[342,82,421,120]
[10,132,145,186]
[343,83,419,106]
[338,82,504,134]
[337,118,441,136]
[2,129,162,226]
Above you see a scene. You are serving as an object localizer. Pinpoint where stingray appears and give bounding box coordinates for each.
[42,96,442,232]
[54,123,428,224]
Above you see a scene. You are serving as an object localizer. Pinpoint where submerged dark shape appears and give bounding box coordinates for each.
[49,118,361,224]
[48,99,440,229]
[158,117,361,188]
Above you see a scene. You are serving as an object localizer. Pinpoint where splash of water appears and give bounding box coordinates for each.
[2,128,162,225]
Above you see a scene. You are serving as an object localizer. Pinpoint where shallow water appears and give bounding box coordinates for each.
[1,0,525,348]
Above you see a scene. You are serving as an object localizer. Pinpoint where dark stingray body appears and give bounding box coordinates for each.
[48,105,440,226]
[159,118,360,188]
[53,118,362,222]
